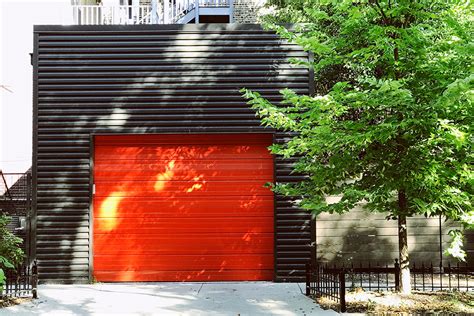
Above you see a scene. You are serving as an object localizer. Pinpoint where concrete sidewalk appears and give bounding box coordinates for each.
[1,282,343,315]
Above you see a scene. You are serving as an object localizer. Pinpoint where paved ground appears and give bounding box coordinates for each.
[1,282,344,316]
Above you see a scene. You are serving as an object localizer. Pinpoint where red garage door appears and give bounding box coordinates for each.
[93,134,274,282]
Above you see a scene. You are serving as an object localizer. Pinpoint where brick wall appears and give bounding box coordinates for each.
[233,0,266,23]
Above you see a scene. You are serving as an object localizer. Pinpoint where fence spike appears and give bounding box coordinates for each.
[430,262,434,291]
[448,262,451,290]
[439,260,443,290]
[413,261,417,290]
[457,262,460,290]
[422,262,426,291]
[305,263,311,296]
[465,262,469,292]
[394,259,400,292]
[368,261,372,291]
[377,264,380,290]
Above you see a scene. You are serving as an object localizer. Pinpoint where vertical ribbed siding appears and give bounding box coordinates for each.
[33,24,311,283]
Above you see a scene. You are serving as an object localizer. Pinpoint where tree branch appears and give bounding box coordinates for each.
[371,0,389,25]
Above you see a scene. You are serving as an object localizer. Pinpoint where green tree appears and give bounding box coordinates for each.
[0,215,25,291]
[242,0,473,293]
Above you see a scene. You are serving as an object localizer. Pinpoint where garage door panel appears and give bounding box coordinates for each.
[94,254,274,270]
[93,197,274,215]
[95,134,271,146]
[95,144,271,160]
[95,159,273,170]
[94,234,274,254]
[93,134,274,282]
[94,160,273,180]
[94,180,273,197]
[93,270,274,282]
[93,196,274,217]
[93,171,272,182]
[94,217,274,234]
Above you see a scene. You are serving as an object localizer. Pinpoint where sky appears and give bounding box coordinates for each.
[0,0,73,173]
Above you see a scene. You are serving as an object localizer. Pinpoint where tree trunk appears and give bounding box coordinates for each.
[398,214,411,293]
[398,189,411,294]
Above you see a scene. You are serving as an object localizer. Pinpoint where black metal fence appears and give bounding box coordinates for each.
[306,260,474,312]
[412,262,473,292]
[1,261,38,299]
[306,262,345,309]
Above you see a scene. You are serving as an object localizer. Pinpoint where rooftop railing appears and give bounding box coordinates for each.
[72,0,231,25]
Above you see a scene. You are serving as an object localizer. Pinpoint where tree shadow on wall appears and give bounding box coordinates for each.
[317,223,398,267]
[316,215,474,268]
[36,23,305,283]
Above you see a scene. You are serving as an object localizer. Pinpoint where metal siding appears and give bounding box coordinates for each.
[273,134,312,282]
[33,24,311,283]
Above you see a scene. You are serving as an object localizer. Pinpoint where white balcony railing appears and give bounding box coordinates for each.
[72,0,231,25]
[72,5,153,25]
[199,0,230,6]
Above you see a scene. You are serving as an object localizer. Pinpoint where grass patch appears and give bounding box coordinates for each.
[316,289,474,315]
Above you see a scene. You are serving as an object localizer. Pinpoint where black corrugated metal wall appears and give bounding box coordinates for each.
[33,24,312,283]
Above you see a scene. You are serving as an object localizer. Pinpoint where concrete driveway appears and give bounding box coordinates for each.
[1,282,342,316]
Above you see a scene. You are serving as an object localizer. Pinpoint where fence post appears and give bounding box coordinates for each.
[394,259,400,292]
[228,0,234,23]
[163,0,170,23]
[32,260,38,299]
[194,0,199,23]
[151,0,158,23]
[339,270,346,313]
[305,263,311,296]
[315,263,320,296]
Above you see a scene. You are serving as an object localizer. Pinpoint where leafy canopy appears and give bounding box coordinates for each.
[242,0,473,259]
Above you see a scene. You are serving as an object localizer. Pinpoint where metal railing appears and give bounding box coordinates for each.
[2,261,38,299]
[306,263,345,310]
[306,260,474,313]
[72,5,153,25]
[412,262,474,292]
[72,0,231,25]
[0,171,12,201]
[199,0,230,6]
